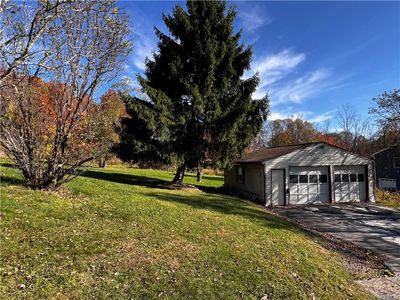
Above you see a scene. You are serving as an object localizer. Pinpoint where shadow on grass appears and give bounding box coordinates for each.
[1,165,289,229]
[0,163,24,186]
[81,170,288,228]
[0,163,298,232]
[0,175,24,186]
[82,170,172,189]
[184,173,224,182]
[0,164,223,193]
[81,169,224,195]
[0,163,16,169]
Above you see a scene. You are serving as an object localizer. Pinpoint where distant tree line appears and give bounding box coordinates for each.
[248,89,399,157]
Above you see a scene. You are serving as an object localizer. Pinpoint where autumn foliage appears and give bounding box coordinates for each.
[1,72,130,187]
[318,133,348,149]
[3,76,92,151]
[88,90,126,167]
[2,75,93,158]
[0,0,131,190]
[248,117,367,154]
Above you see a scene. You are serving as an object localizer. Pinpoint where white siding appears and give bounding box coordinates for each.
[263,143,375,206]
[224,163,265,201]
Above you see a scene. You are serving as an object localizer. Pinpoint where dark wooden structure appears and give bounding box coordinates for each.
[372,145,400,191]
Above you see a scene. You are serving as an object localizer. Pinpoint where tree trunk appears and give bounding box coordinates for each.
[197,166,203,182]
[172,163,186,184]
[98,159,107,168]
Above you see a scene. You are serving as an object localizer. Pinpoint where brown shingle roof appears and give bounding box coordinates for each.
[235,143,316,163]
[371,145,400,157]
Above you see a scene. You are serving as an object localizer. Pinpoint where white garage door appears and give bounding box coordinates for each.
[334,166,366,202]
[289,167,329,204]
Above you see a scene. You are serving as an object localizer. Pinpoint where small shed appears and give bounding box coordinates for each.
[372,145,400,191]
[224,142,375,207]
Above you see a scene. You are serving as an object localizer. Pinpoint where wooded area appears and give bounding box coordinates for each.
[249,92,399,158]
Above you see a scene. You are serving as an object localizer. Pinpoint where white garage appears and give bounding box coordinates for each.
[289,166,329,204]
[224,142,375,206]
[334,166,366,202]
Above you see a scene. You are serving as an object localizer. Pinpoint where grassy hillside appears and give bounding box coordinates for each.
[0,163,371,299]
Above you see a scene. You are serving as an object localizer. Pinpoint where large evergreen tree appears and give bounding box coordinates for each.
[119,0,269,183]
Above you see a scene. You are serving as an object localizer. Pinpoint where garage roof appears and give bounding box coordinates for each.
[371,145,399,157]
[235,141,370,163]
[235,143,313,163]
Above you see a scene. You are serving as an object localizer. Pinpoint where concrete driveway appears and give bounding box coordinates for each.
[273,204,400,273]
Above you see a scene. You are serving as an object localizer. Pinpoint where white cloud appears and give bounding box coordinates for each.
[132,31,157,71]
[238,5,272,32]
[270,68,332,104]
[246,49,305,81]
[257,50,305,76]
[246,49,306,99]
[268,109,337,124]
[269,110,313,121]
[309,110,337,123]
[247,47,351,105]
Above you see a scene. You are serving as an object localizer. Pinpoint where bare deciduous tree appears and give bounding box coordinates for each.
[0,0,67,85]
[0,0,131,190]
[336,104,377,155]
[336,104,358,151]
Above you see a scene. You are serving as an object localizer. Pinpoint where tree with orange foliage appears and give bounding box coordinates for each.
[266,118,319,147]
[318,133,347,149]
[89,90,126,167]
[0,0,131,190]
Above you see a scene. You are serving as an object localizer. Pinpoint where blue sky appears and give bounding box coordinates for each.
[115,1,400,126]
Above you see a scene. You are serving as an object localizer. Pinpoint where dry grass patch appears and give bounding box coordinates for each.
[375,189,400,209]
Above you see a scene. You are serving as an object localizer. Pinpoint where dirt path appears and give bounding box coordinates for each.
[357,276,400,300]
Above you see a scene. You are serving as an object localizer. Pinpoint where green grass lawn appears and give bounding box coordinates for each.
[0,162,372,299]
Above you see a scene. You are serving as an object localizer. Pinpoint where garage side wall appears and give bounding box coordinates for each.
[224,163,265,202]
[264,144,375,206]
